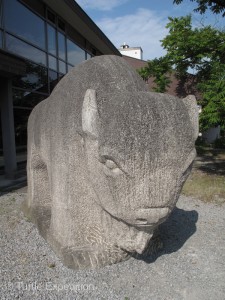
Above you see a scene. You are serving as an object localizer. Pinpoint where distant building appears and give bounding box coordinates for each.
[118,43,143,60]
[122,55,200,99]
[0,0,121,179]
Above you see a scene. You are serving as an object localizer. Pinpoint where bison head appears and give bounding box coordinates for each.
[81,89,198,254]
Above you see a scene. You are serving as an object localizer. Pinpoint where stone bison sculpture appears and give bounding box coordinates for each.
[24,55,198,269]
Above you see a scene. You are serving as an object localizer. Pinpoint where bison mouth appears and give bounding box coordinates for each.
[102,206,172,232]
[101,206,172,254]
[135,207,171,222]
[127,207,172,231]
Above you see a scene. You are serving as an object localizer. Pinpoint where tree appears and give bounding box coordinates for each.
[161,15,225,78]
[173,0,225,17]
[138,15,225,131]
[138,57,172,93]
[198,62,225,131]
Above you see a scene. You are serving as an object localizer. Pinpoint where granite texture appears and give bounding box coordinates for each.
[24,55,198,269]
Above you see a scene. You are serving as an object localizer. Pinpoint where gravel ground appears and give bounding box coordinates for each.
[1,187,225,300]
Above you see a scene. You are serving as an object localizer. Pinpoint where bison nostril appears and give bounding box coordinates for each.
[135,218,148,225]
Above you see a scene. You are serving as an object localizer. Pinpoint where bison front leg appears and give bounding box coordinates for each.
[24,146,52,239]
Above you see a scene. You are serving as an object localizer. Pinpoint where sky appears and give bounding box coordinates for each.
[75,0,224,60]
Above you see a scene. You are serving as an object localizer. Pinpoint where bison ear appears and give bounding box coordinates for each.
[82,89,99,138]
[182,95,199,140]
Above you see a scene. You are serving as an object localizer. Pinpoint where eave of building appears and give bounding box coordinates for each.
[42,0,121,56]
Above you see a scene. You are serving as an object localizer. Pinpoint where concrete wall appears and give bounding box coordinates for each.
[202,126,221,143]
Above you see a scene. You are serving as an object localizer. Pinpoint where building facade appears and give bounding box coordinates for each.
[123,55,200,99]
[0,0,120,179]
[118,44,143,60]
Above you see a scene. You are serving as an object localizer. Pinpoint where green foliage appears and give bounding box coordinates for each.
[161,15,225,79]
[138,15,225,131]
[138,56,172,93]
[198,62,225,131]
[162,15,225,130]
[173,0,225,17]
[138,67,150,82]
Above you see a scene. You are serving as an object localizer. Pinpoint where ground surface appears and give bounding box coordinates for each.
[194,148,225,176]
[1,187,225,300]
[182,148,225,203]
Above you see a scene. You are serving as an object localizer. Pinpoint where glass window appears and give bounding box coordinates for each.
[58,32,66,60]
[0,113,4,170]
[49,70,58,92]
[47,24,56,56]
[59,60,66,74]
[13,89,47,109]
[67,39,85,66]
[0,0,2,29]
[12,89,48,161]
[4,0,45,49]
[6,34,47,66]
[48,55,57,71]
[58,19,65,31]
[12,62,48,93]
[58,73,64,82]
[86,52,92,60]
[13,89,47,155]
[67,64,73,72]
[13,107,30,160]
[91,48,97,56]
[0,30,2,48]
[47,10,56,24]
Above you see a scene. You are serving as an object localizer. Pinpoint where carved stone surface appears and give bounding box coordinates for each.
[24,55,198,269]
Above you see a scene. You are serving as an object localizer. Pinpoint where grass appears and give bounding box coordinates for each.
[182,146,225,204]
[182,170,225,204]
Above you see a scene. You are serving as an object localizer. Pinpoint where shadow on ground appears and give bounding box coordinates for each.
[135,207,198,264]
[195,160,225,176]
[194,148,225,176]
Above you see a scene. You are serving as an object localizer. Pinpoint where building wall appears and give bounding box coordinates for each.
[119,49,142,60]
[202,126,221,143]
[122,55,201,100]
[122,55,148,69]
[0,0,119,178]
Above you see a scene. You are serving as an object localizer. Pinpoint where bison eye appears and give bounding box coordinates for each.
[105,159,118,169]
[100,157,124,176]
